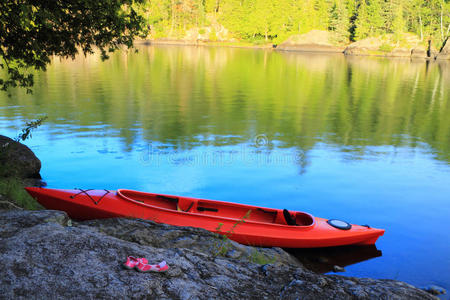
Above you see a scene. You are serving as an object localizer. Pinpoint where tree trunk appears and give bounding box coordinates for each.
[215,0,220,13]
[170,0,176,36]
[419,15,423,41]
[427,39,432,57]
[441,2,444,42]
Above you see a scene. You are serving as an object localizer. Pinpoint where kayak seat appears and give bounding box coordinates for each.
[274,210,288,225]
[283,209,298,226]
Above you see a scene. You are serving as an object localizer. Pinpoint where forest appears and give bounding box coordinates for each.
[134,0,450,46]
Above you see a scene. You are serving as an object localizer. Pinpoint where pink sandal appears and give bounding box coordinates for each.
[136,260,169,273]
[123,256,149,270]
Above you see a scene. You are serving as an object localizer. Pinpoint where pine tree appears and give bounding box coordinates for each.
[298,0,317,33]
[391,1,405,41]
[367,0,384,36]
[354,0,385,40]
[285,0,303,33]
[315,0,331,30]
[329,0,350,43]
[355,0,370,40]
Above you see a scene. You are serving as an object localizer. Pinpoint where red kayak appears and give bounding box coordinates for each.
[25,187,384,248]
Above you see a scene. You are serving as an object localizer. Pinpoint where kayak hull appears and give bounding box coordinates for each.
[25,187,384,248]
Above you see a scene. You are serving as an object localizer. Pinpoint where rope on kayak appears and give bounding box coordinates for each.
[70,189,93,199]
[70,189,110,205]
[95,190,110,205]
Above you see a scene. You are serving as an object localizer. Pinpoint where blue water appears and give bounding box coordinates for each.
[0,46,449,291]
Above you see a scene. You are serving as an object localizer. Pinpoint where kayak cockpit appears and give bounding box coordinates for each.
[117,189,314,227]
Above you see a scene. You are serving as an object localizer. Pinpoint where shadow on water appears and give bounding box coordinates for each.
[285,245,382,274]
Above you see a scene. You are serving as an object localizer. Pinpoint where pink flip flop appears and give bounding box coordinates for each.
[136,260,169,273]
[123,256,149,270]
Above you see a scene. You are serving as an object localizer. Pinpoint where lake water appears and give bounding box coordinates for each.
[1,45,449,291]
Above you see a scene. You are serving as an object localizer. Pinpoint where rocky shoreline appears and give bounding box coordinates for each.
[0,209,439,299]
[139,31,450,61]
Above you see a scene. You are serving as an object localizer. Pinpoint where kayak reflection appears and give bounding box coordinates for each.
[285,245,382,273]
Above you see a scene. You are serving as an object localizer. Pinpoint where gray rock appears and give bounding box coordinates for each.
[386,48,412,58]
[276,30,346,53]
[0,194,19,210]
[343,46,368,56]
[332,265,346,273]
[0,135,41,179]
[0,210,438,299]
[422,285,446,295]
[411,46,428,59]
[276,43,345,53]
[79,217,301,267]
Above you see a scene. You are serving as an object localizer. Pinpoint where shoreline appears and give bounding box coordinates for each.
[134,38,274,50]
[135,38,449,61]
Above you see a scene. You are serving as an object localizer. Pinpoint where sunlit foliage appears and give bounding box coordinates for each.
[0,0,145,93]
[136,0,450,45]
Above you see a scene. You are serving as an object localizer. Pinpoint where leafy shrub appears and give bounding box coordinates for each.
[0,178,41,210]
[379,43,394,52]
[209,27,217,42]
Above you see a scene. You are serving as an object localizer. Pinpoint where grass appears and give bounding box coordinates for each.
[0,145,40,210]
[0,177,41,210]
[213,210,251,256]
[212,210,277,265]
[249,249,276,265]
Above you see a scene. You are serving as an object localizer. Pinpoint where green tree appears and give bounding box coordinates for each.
[381,0,405,38]
[247,0,288,41]
[220,0,251,39]
[0,0,145,93]
[329,0,350,43]
[315,0,331,30]
[286,0,304,33]
[405,0,426,40]
[367,0,384,35]
[354,0,385,40]
[297,0,331,33]
[391,1,406,41]
[439,0,450,42]
[355,0,370,39]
